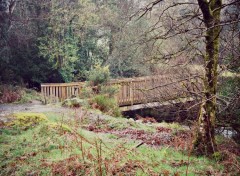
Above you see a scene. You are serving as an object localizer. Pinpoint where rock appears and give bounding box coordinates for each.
[136,120,143,123]
[128,118,134,122]
[159,133,172,141]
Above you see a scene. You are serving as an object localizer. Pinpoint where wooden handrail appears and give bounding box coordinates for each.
[41,82,83,87]
[41,75,199,106]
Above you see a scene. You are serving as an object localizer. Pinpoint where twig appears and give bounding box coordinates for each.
[133,142,144,149]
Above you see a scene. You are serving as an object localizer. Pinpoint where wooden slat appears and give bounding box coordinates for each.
[56,86,59,102]
[50,86,52,102]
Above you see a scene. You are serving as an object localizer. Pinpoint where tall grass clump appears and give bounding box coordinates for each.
[91,95,121,117]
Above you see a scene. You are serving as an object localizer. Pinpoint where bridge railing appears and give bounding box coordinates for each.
[41,82,84,103]
[41,75,199,106]
[108,75,170,106]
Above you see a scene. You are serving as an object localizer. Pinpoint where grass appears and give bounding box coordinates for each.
[105,118,182,133]
[0,111,230,175]
[84,110,185,133]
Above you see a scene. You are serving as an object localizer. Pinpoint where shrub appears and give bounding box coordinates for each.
[7,113,48,129]
[82,65,121,116]
[218,75,240,144]
[91,95,121,117]
[0,85,22,103]
[87,65,110,86]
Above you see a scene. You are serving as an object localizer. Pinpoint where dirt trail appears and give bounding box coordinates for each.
[0,101,69,122]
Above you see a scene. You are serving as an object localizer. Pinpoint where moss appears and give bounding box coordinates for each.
[7,113,48,129]
[47,122,72,133]
[212,152,224,161]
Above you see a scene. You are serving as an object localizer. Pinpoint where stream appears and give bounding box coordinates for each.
[123,104,239,143]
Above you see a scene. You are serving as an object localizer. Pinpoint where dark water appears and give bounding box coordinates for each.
[123,103,239,143]
[216,127,239,143]
[122,101,199,122]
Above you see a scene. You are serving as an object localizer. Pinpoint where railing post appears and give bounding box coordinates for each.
[56,86,59,102]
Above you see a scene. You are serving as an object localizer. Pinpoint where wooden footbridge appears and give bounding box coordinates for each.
[41,75,200,107]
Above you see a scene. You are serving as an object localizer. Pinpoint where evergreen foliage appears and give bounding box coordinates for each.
[87,65,110,86]
[0,0,153,87]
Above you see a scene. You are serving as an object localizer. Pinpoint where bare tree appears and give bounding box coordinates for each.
[136,0,239,155]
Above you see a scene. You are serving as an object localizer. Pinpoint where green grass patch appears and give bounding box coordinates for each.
[0,112,225,175]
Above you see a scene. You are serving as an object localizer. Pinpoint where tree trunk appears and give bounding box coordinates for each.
[193,0,222,155]
[0,0,16,41]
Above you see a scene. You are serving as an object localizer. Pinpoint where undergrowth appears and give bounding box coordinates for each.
[17,88,42,103]
[0,111,234,176]
[0,85,22,103]
[0,85,41,104]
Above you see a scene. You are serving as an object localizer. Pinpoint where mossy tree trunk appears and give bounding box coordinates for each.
[193,0,222,155]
